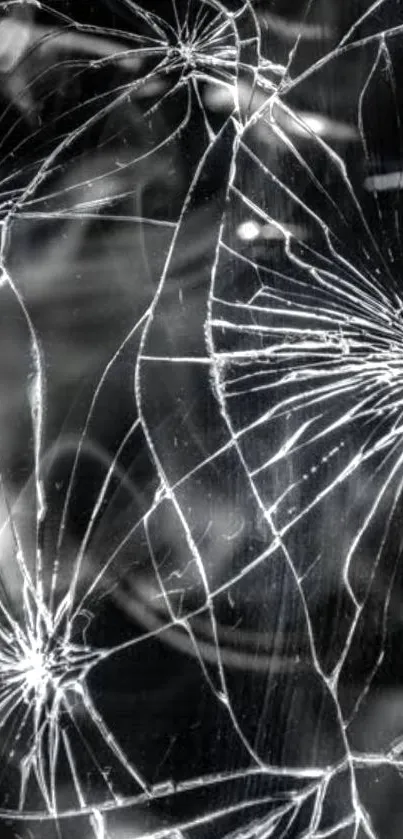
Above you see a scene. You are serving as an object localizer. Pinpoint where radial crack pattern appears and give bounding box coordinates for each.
[0,1,401,838]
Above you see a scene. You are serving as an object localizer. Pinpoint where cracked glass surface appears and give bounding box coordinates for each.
[0,0,402,837]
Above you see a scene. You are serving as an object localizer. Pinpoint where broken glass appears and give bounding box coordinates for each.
[0,1,401,837]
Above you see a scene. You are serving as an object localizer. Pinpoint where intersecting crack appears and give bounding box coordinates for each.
[0,1,402,838]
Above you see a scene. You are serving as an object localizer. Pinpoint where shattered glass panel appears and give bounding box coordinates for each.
[0,0,403,836]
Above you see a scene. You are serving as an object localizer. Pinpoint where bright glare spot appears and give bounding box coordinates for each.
[203,83,236,111]
[299,114,327,135]
[364,171,403,192]
[22,647,48,692]
[237,221,261,241]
